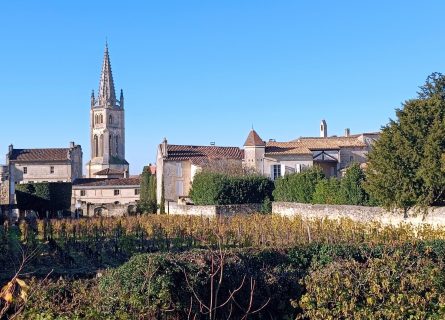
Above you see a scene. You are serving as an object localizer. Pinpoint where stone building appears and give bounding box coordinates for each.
[86,43,129,178]
[0,142,82,215]
[244,120,379,179]
[156,138,244,205]
[71,177,140,217]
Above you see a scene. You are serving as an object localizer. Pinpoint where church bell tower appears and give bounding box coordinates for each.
[86,43,129,178]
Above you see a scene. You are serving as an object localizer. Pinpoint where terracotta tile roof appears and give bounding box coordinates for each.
[264,135,369,155]
[9,148,71,162]
[165,145,244,164]
[265,142,312,155]
[93,168,124,176]
[244,130,266,146]
[290,136,367,149]
[73,177,141,187]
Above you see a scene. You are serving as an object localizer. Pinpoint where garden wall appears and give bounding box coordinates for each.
[272,202,445,226]
[166,202,262,216]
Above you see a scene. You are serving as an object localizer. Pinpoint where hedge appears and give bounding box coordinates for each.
[15,182,72,218]
[189,172,274,205]
[273,167,325,203]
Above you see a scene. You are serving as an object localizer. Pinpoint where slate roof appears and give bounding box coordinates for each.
[73,177,140,187]
[9,148,71,162]
[244,129,266,147]
[165,145,244,165]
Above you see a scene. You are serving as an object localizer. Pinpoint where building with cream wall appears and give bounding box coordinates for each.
[156,138,244,205]
[71,177,140,216]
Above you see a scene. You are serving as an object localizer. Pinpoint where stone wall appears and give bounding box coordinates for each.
[75,201,138,217]
[166,202,262,216]
[272,202,445,227]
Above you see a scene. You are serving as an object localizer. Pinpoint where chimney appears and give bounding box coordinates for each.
[345,128,350,137]
[70,141,76,148]
[162,138,168,157]
[320,120,327,138]
[8,144,13,154]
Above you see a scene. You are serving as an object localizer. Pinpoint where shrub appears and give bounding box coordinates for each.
[98,249,301,319]
[312,178,342,204]
[189,172,274,205]
[298,248,445,319]
[273,167,325,203]
[340,163,370,206]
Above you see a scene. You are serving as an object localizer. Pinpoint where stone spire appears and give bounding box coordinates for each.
[98,42,117,108]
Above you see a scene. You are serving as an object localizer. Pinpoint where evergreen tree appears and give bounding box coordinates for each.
[159,178,166,214]
[365,72,445,212]
[138,166,157,214]
[340,163,368,205]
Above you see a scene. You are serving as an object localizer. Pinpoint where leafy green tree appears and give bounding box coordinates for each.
[273,167,325,203]
[365,72,445,212]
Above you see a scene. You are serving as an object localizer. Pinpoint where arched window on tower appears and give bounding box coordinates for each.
[94,135,98,157]
[109,115,113,124]
[115,135,119,155]
[100,114,103,124]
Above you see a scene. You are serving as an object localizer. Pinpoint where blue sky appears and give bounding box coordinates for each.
[1,1,445,174]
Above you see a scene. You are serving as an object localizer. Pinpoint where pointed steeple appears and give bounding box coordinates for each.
[119,89,124,109]
[244,129,266,147]
[98,42,117,108]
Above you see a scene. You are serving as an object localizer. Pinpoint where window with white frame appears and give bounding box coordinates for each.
[272,164,281,180]
[23,167,27,174]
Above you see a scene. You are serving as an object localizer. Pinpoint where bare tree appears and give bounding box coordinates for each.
[182,238,270,320]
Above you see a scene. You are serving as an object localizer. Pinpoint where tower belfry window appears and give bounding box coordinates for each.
[109,115,113,124]
[94,135,98,157]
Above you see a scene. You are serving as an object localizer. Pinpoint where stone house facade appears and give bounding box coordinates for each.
[156,138,244,204]
[0,142,83,215]
[71,177,140,216]
[244,120,379,179]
